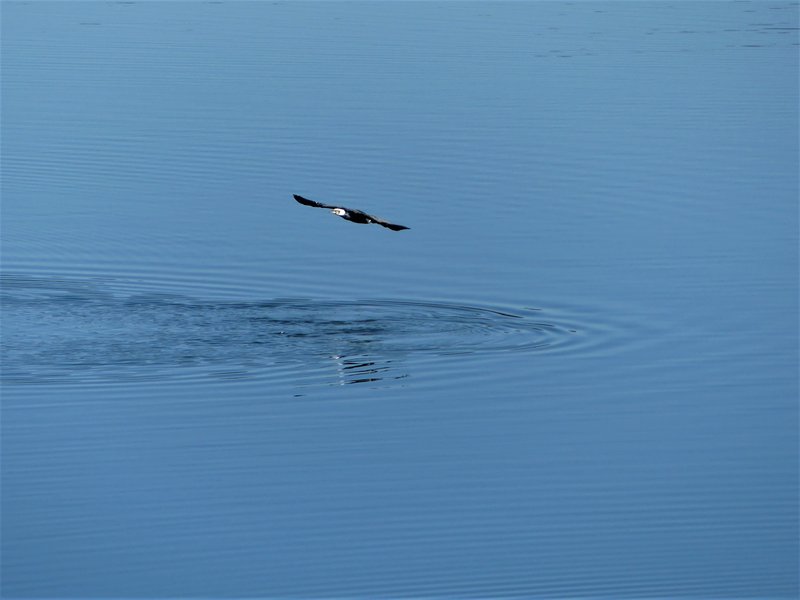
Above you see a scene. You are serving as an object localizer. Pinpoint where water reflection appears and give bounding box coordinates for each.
[1,274,588,388]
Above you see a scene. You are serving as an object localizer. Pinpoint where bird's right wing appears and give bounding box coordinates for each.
[371,216,410,231]
[293,194,336,209]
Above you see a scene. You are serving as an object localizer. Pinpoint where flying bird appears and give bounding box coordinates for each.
[293,194,409,231]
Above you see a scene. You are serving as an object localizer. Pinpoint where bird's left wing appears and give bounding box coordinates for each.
[293,194,337,209]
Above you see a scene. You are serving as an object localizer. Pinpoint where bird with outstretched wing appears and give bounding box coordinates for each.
[293,194,409,231]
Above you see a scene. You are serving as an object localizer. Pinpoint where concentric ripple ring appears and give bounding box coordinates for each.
[1,275,630,386]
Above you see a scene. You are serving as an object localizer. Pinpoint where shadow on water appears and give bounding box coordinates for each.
[1,274,613,388]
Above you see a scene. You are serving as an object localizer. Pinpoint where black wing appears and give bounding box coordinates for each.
[293,194,337,210]
[368,214,410,231]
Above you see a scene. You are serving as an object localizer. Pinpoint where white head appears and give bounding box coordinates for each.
[331,208,346,217]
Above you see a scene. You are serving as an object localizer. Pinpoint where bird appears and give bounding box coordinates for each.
[293,194,410,231]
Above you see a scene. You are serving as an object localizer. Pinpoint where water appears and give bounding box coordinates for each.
[2,2,797,598]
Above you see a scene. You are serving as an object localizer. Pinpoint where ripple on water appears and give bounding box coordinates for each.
[1,274,636,389]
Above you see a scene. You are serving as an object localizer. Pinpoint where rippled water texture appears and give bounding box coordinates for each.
[2,274,596,387]
[2,2,797,598]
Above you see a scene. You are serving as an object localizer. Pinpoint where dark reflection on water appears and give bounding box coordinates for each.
[1,274,588,387]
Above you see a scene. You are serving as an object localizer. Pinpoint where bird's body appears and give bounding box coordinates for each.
[293,194,409,231]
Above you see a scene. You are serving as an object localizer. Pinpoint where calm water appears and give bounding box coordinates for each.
[2,1,798,598]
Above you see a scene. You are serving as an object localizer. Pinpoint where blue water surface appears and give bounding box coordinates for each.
[2,1,798,598]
